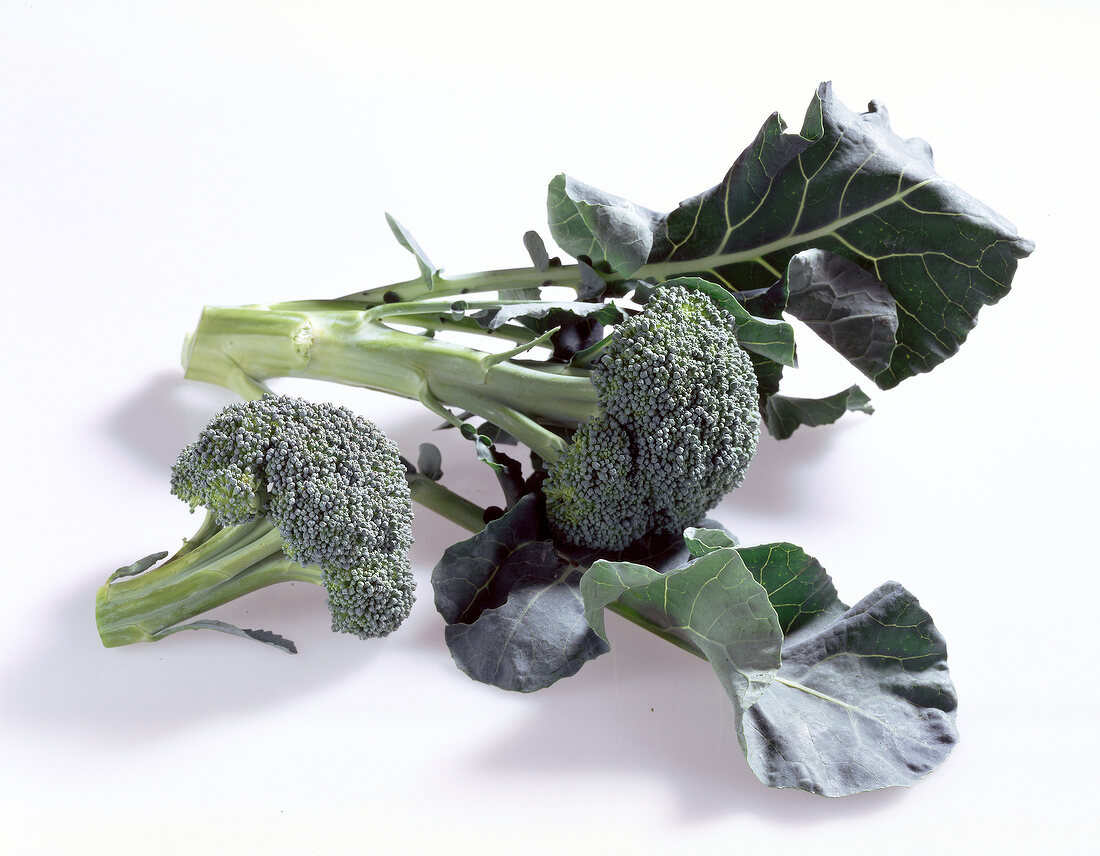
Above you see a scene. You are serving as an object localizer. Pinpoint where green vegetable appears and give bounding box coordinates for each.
[543,285,760,548]
[95,394,420,652]
[100,83,1032,797]
[183,280,763,552]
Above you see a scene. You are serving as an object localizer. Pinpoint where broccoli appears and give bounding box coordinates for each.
[543,286,758,548]
[95,394,416,651]
[181,280,760,552]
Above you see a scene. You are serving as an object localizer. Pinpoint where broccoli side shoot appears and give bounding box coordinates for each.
[543,286,760,549]
[96,394,414,650]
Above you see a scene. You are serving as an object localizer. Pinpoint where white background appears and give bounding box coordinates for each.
[2,2,1096,853]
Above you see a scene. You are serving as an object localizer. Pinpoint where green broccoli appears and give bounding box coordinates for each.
[543,286,758,548]
[181,280,760,552]
[95,394,416,651]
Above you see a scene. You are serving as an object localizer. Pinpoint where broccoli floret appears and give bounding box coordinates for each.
[182,280,761,553]
[95,394,414,650]
[543,287,759,549]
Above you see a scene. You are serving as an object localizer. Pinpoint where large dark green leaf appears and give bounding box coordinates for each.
[741,582,958,797]
[433,494,542,625]
[547,82,1033,387]
[431,496,700,692]
[443,565,607,693]
[431,495,610,692]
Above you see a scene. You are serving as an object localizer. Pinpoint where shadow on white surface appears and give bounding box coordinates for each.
[102,370,242,472]
[724,419,863,519]
[0,575,393,744]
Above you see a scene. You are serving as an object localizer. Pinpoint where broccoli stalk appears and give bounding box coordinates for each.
[95,516,320,648]
[405,472,490,534]
[339,262,583,308]
[182,282,760,551]
[183,300,599,464]
[327,236,777,310]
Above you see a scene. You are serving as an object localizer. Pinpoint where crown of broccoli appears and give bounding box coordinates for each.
[543,286,759,549]
[97,395,415,649]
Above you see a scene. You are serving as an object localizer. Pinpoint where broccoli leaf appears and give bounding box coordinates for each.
[785,249,898,379]
[763,385,873,440]
[547,174,660,277]
[416,443,444,481]
[720,539,847,646]
[741,582,958,796]
[431,496,696,692]
[576,258,608,299]
[749,354,785,411]
[470,301,622,363]
[470,301,622,332]
[684,530,845,643]
[152,619,298,654]
[522,230,551,273]
[682,525,739,556]
[547,310,609,362]
[548,82,1033,387]
[108,550,169,582]
[582,529,958,796]
[559,522,698,573]
[582,548,783,712]
[385,213,439,291]
[673,276,797,367]
[458,422,513,478]
[431,495,610,692]
[733,280,789,321]
[442,567,604,693]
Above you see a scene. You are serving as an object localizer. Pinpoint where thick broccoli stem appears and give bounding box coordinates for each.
[167,506,223,560]
[182,302,601,463]
[95,514,323,647]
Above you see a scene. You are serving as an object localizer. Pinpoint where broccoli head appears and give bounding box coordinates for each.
[542,285,759,549]
[96,394,414,650]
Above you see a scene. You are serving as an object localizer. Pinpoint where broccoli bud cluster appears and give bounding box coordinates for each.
[543,285,760,550]
[170,395,415,637]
